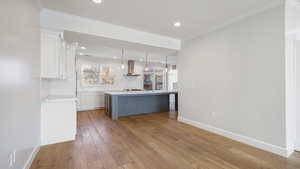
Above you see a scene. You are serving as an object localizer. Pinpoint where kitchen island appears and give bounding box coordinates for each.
[104,90,178,119]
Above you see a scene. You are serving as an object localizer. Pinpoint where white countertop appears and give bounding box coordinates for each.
[42,95,77,103]
[104,90,178,96]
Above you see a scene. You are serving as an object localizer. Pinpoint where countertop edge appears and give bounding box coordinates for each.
[104,91,178,96]
[42,95,77,103]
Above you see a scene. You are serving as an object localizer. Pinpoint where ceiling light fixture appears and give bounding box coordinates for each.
[165,56,168,72]
[92,0,102,4]
[121,48,125,69]
[80,46,86,50]
[173,22,181,27]
[144,53,149,72]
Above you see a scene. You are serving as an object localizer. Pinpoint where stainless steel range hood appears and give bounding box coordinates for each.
[126,60,141,76]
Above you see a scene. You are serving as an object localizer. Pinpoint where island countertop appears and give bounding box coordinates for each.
[104,90,178,96]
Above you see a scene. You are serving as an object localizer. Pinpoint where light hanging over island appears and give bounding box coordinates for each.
[104,90,178,120]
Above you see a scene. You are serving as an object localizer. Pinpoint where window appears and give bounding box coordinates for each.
[80,64,101,86]
[80,64,115,86]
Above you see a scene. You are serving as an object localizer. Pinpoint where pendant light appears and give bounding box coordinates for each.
[144,53,149,72]
[165,56,168,72]
[121,48,125,69]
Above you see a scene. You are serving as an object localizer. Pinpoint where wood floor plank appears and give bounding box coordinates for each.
[30,110,300,169]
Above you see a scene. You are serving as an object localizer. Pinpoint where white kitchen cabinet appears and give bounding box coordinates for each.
[64,44,76,79]
[77,91,105,111]
[59,41,67,79]
[41,96,77,145]
[41,29,65,79]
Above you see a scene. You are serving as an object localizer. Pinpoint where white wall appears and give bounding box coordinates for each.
[178,6,289,156]
[286,0,300,34]
[0,0,41,169]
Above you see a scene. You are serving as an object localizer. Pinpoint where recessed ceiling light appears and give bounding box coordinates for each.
[79,53,84,56]
[80,46,86,50]
[173,22,181,27]
[92,0,102,4]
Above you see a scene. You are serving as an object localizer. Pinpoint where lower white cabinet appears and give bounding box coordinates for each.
[41,98,77,145]
[77,91,104,111]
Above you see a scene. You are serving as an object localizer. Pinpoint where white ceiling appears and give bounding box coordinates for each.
[64,31,177,64]
[41,0,283,40]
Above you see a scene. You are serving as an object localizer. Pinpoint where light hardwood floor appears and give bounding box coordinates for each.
[30,110,300,169]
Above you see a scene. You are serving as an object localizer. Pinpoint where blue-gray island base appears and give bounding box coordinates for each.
[104,91,178,120]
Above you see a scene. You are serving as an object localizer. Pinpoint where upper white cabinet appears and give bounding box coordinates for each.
[41,29,66,79]
[64,44,76,80]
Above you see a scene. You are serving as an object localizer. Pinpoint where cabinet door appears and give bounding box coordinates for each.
[64,44,76,79]
[77,92,105,111]
[59,41,67,79]
[41,101,77,145]
[41,30,62,78]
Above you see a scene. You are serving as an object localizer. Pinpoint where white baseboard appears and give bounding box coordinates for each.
[77,107,104,112]
[42,134,76,146]
[178,116,291,157]
[23,146,40,169]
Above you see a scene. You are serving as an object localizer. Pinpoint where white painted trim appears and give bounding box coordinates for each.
[188,0,285,40]
[40,9,181,50]
[295,140,300,152]
[23,146,40,169]
[77,107,104,112]
[178,116,292,157]
[42,135,76,146]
